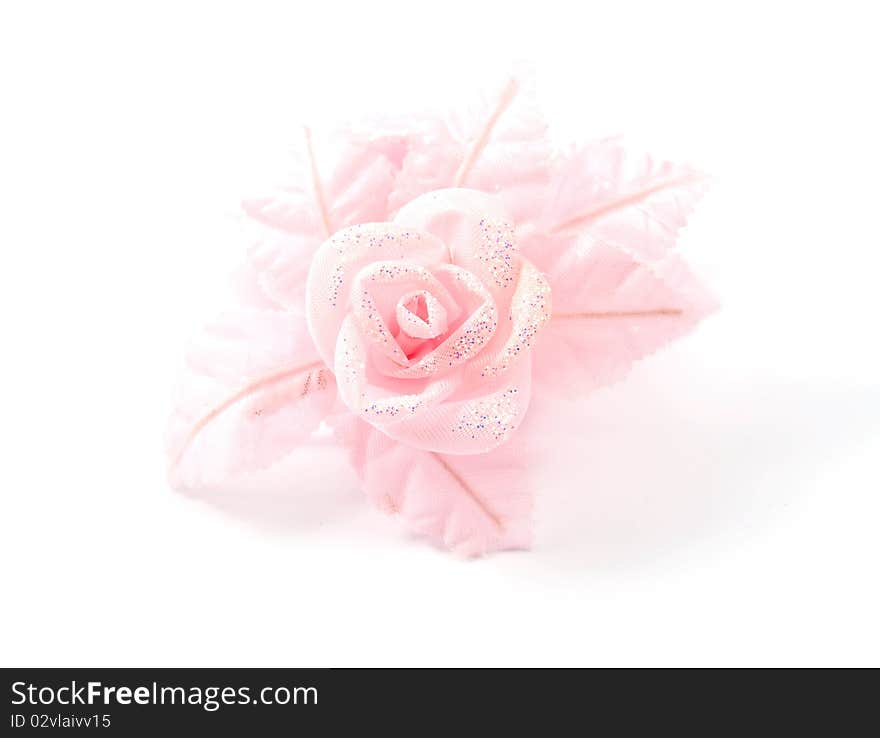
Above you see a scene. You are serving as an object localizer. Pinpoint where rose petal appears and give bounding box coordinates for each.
[334,314,462,423]
[307,223,448,366]
[396,290,448,339]
[349,261,459,366]
[375,264,498,380]
[393,189,520,298]
[334,313,531,455]
[378,356,532,455]
[467,257,552,380]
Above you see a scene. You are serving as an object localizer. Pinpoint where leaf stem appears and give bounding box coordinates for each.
[170,360,326,474]
[303,125,333,238]
[551,174,704,234]
[553,309,683,320]
[431,453,504,531]
[453,77,519,188]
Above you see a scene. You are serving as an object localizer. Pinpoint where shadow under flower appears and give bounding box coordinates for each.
[526,363,880,572]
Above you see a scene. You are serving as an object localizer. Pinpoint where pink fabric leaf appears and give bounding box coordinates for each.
[242,230,314,311]
[389,76,552,226]
[521,139,710,271]
[167,308,336,490]
[532,238,718,391]
[339,416,532,556]
[241,127,401,309]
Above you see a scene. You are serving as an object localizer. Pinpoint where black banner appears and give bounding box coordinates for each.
[3,667,866,732]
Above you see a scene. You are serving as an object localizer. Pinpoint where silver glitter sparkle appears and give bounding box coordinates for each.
[452,387,521,442]
[474,217,517,289]
[481,262,552,378]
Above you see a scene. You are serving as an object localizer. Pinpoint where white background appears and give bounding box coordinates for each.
[1,1,878,666]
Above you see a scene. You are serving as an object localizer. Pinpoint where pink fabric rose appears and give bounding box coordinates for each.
[168,75,716,556]
[305,188,551,455]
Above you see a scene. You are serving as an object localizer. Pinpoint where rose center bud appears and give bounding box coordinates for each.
[395,290,448,340]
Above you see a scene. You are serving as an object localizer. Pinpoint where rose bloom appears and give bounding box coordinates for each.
[306,188,551,455]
